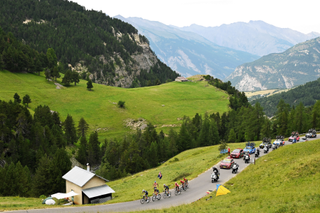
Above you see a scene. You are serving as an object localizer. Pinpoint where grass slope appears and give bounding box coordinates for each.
[2,140,319,212]
[0,141,248,211]
[130,140,320,213]
[0,70,229,139]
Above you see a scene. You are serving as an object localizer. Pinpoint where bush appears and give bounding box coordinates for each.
[118,101,125,108]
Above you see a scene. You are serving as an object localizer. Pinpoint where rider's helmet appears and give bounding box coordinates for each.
[142,189,145,192]
[163,184,166,186]
[154,181,156,183]
[175,182,178,185]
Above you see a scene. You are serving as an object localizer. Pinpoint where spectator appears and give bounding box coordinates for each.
[158,171,162,179]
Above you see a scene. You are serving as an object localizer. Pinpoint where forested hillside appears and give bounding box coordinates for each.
[0,0,179,87]
[251,78,320,116]
[1,77,320,197]
[0,27,48,73]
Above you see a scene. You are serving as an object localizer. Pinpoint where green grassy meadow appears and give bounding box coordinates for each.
[0,70,229,140]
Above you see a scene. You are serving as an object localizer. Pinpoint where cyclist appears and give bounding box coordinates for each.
[183,177,188,187]
[163,184,169,195]
[180,179,185,190]
[142,189,148,200]
[174,182,180,192]
[153,181,159,195]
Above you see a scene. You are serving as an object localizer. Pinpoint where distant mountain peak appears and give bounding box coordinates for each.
[226,37,320,91]
[180,20,320,56]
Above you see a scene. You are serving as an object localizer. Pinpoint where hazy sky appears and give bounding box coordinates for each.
[72,0,320,34]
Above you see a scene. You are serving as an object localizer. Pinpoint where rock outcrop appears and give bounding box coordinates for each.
[226,37,320,91]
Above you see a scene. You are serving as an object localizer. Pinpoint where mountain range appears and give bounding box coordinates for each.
[226,37,320,91]
[115,16,259,79]
[180,20,320,56]
[115,17,320,84]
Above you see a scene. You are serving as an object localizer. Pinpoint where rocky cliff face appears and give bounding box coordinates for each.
[111,35,158,88]
[226,37,320,91]
[73,33,159,88]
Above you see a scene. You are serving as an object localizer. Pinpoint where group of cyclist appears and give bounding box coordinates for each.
[142,177,189,200]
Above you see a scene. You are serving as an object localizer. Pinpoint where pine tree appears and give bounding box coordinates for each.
[294,102,306,133]
[275,99,290,136]
[13,93,21,104]
[33,154,53,196]
[177,123,192,151]
[87,131,100,165]
[209,119,220,145]
[76,136,88,164]
[15,161,31,197]
[148,141,158,167]
[44,68,51,80]
[62,70,73,86]
[312,100,320,128]
[50,148,72,193]
[51,66,60,82]
[260,118,272,138]
[228,128,236,143]
[22,94,31,107]
[72,71,80,85]
[87,79,93,91]
[52,124,66,148]
[167,128,178,157]
[63,115,77,145]
[77,117,89,138]
[46,48,57,69]
[198,116,210,146]
[34,58,42,75]
[2,163,18,196]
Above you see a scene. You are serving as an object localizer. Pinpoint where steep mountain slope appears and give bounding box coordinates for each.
[0,0,179,87]
[116,16,259,79]
[181,20,320,56]
[251,77,320,116]
[226,37,320,91]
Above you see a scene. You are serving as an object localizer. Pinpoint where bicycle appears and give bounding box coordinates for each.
[174,187,181,195]
[183,182,188,191]
[185,180,189,189]
[140,195,150,204]
[181,183,187,191]
[163,190,171,198]
[152,193,161,201]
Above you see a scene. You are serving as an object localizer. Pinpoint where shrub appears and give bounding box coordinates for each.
[118,101,125,108]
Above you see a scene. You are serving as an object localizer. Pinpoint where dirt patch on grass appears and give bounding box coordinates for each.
[172,172,192,181]
[124,118,148,130]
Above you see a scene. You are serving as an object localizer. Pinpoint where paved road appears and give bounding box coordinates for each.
[7,135,318,213]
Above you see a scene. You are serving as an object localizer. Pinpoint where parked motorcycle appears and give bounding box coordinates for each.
[232,163,239,173]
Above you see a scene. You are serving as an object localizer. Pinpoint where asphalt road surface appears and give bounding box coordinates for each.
[7,135,318,213]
